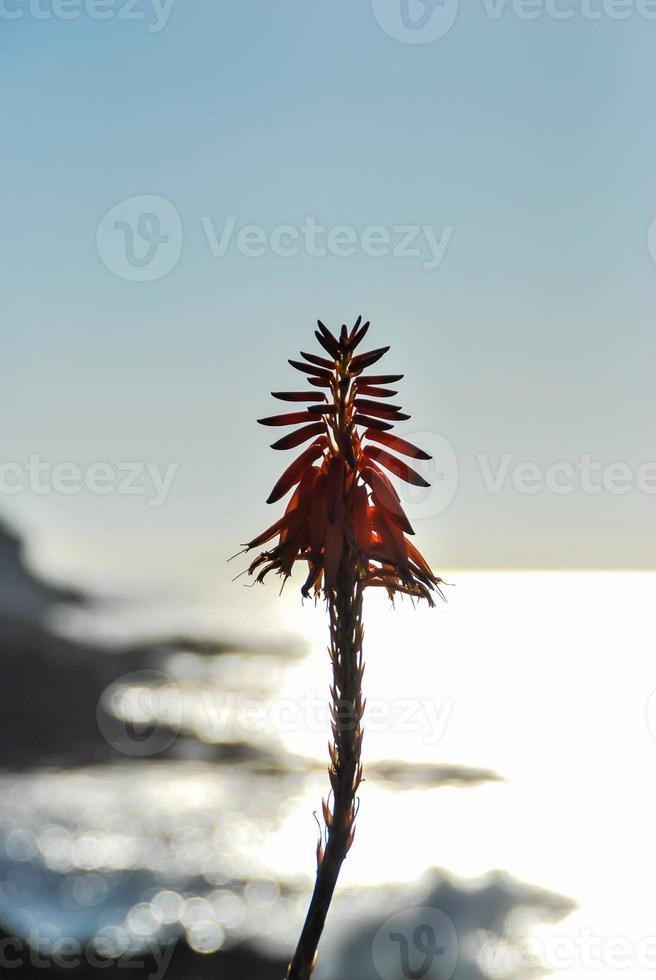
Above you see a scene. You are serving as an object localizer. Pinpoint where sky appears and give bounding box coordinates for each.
[1,0,656,611]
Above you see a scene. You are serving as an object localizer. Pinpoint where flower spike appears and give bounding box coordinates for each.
[242,317,442,604]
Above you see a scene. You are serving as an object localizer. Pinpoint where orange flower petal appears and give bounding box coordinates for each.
[372,506,410,571]
[352,414,394,431]
[355,385,398,398]
[309,477,328,557]
[364,430,432,460]
[354,399,409,421]
[271,422,327,450]
[258,412,313,427]
[363,445,430,487]
[325,456,345,524]
[348,482,372,555]
[243,514,288,550]
[301,351,335,369]
[355,398,402,413]
[349,346,390,373]
[267,438,328,504]
[361,466,414,535]
[357,373,404,385]
[349,318,370,350]
[306,404,337,415]
[315,329,340,359]
[272,391,325,402]
[289,359,332,379]
[323,520,344,589]
[316,320,341,357]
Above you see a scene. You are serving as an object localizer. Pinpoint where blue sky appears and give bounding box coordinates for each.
[1,1,656,607]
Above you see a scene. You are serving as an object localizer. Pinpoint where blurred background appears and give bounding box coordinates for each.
[1,1,656,977]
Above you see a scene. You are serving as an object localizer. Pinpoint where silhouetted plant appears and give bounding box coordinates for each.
[238,317,442,979]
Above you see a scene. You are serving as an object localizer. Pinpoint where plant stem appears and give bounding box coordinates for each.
[286,567,364,980]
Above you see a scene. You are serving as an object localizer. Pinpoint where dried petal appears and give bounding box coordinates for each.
[301,562,322,599]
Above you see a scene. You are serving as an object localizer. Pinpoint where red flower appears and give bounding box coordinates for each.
[241,318,443,604]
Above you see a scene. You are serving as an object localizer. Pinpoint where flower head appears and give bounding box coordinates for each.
[241,317,443,604]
